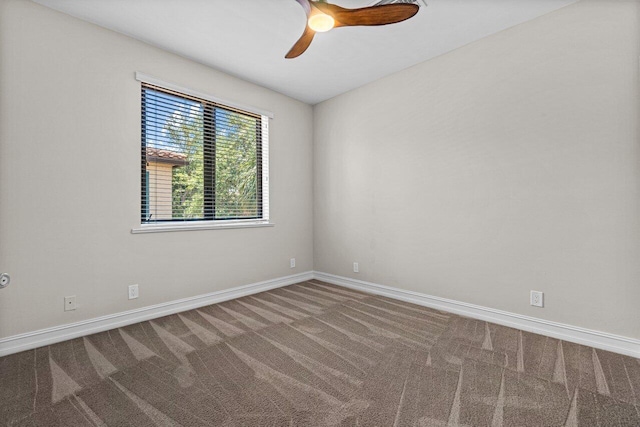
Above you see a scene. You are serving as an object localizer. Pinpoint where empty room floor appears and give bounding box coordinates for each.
[1,281,639,426]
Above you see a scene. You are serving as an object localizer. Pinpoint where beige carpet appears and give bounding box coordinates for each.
[1,280,639,426]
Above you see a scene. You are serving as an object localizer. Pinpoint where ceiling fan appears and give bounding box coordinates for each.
[286,0,420,58]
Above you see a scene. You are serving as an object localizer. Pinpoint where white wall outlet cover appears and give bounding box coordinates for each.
[64,296,76,311]
[290,258,296,268]
[128,284,139,300]
[353,262,359,273]
[530,290,544,308]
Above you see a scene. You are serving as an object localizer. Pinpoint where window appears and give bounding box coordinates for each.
[139,79,270,230]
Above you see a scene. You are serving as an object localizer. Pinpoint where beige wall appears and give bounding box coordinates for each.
[1,0,638,343]
[314,0,640,339]
[0,0,313,338]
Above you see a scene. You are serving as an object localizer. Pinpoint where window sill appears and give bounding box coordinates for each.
[131,220,274,234]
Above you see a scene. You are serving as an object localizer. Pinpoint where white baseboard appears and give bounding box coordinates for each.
[2,270,638,359]
[0,271,313,357]
[313,271,640,359]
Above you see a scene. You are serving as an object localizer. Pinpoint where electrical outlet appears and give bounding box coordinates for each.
[530,290,544,308]
[290,258,296,269]
[64,296,76,311]
[353,262,359,273]
[129,284,139,300]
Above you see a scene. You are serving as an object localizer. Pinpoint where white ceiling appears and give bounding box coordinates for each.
[33,0,577,104]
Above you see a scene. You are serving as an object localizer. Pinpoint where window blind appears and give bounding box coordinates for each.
[141,82,269,224]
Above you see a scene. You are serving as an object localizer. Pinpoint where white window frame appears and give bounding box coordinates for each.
[131,73,273,234]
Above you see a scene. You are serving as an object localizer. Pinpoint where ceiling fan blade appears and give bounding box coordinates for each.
[313,3,419,27]
[286,25,316,58]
